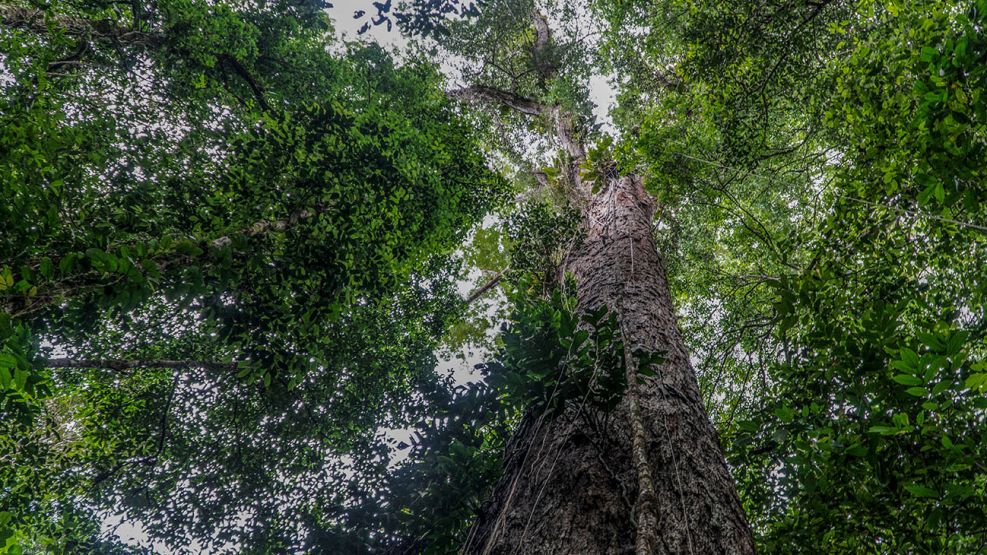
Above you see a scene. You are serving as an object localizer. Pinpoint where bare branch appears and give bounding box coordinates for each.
[465,268,508,304]
[448,85,546,117]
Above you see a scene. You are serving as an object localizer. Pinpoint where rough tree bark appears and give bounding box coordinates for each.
[458,13,755,555]
[463,174,755,554]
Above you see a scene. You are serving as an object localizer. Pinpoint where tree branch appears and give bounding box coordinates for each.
[3,204,331,319]
[448,85,546,116]
[465,268,508,304]
[0,6,163,47]
[532,12,551,53]
[218,54,272,112]
[531,11,558,84]
[208,203,328,249]
[40,358,238,373]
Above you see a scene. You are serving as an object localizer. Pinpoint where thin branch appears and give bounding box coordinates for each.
[465,268,508,304]
[47,38,90,72]
[151,370,182,463]
[208,203,328,249]
[91,369,183,489]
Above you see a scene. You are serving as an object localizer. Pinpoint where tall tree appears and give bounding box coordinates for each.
[445,4,755,552]
[594,0,987,552]
[4,0,985,552]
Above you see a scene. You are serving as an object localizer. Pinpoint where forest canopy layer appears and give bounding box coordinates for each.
[1,0,985,553]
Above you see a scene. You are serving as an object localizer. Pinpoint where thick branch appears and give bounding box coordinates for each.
[448,85,546,116]
[550,106,586,164]
[0,6,163,47]
[531,12,558,83]
[218,54,272,112]
[532,12,550,53]
[447,85,585,179]
[41,358,237,372]
[450,13,588,199]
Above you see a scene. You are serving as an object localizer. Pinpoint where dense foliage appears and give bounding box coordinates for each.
[1,0,985,553]
[598,0,987,551]
[0,0,505,550]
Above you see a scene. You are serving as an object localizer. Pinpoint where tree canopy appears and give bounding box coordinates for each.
[2,0,985,553]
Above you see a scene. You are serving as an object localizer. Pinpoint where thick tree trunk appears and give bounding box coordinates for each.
[465,175,754,554]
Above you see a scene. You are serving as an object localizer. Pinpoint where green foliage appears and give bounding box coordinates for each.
[482,277,629,416]
[0,0,507,550]
[503,200,580,288]
[829,0,987,213]
[4,0,987,551]
[599,0,987,551]
[579,135,617,193]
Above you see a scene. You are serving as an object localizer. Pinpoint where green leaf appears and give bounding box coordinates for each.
[899,348,919,368]
[39,257,53,279]
[774,405,796,423]
[891,374,922,386]
[917,332,943,350]
[904,484,938,498]
[905,387,928,397]
[946,330,970,355]
[964,373,987,392]
[737,420,759,433]
[12,369,27,391]
[0,353,16,369]
[845,443,868,457]
[892,413,910,428]
[931,380,952,395]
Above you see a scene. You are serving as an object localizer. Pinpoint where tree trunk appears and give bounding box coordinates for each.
[465,175,755,554]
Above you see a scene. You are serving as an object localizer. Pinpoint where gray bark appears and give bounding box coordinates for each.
[464,175,755,554]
